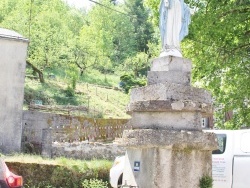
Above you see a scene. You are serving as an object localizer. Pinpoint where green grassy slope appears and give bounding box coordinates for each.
[24,69,131,119]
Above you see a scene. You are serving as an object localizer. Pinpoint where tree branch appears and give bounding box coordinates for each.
[220,6,250,17]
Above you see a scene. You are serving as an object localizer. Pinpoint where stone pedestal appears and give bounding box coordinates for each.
[121,56,217,188]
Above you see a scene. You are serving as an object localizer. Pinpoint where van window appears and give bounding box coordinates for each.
[212,134,227,154]
[241,132,250,152]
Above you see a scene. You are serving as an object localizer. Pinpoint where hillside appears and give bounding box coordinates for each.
[24,69,131,119]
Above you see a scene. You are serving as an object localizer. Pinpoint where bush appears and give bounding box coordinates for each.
[120,74,146,93]
[64,86,75,97]
[6,160,112,188]
[199,175,213,188]
[82,179,109,188]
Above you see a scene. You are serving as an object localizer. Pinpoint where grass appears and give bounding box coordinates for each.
[3,153,113,173]
[79,69,120,87]
[24,68,130,119]
[46,68,120,88]
[2,153,113,188]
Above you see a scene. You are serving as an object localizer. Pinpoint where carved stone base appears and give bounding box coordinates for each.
[122,129,217,188]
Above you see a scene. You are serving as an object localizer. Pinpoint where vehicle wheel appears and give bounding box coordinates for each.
[117,173,123,188]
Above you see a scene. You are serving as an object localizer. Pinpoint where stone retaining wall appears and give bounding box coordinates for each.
[51,142,125,160]
[22,110,129,159]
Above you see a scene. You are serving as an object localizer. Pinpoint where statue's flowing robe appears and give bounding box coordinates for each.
[159,0,191,50]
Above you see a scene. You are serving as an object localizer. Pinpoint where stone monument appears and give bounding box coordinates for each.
[121,1,217,187]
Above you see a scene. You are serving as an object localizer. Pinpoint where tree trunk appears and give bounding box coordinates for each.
[26,61,45,83]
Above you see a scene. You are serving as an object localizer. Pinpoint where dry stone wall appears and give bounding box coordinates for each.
[22,110,129,159]
[51,142,125,160]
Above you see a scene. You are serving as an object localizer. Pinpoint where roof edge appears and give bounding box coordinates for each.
[0,28,29,43]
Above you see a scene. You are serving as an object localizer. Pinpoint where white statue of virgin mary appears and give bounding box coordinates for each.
[159,0,191,57]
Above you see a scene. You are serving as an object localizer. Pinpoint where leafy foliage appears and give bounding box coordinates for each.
[199,175,213,188]
[82,179,109,188]
[79,0,138,72]
[0,0,155,82]
[4,154,112,188]
[125,0,154,53]
[120,74,146,93]
[123,52,150,77]
[183,0,250,129]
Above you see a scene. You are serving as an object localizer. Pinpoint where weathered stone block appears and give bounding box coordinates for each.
[127,100,213,116]
[130,111,202,130]
[122,129,217,149]
[122,129,217,188]
[51,142,125,160]
[123,148,214,188]
[130,82,212,104]
[147,71,191,85]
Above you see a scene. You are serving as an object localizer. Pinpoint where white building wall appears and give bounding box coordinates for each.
[0,28,28,153]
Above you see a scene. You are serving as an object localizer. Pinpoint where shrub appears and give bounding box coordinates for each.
[64,86,75,97]
[199,175,213,188]
[6,158,112,188]
[82,179,109,188]
[120,74,146,93]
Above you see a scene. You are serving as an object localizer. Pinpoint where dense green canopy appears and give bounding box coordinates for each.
[185,0,250,129]
[0,0,153,71]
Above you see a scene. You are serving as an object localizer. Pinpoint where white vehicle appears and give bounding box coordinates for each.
[110,129,250,188]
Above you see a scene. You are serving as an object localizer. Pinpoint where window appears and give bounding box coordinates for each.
[212,134,227,154]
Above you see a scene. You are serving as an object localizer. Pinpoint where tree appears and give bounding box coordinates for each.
[123,52,149,77]
[125,0,154,53]
[79,0,136,70]
[183,0,250,129]
[120,74,146,93]
[0,0,86,83]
